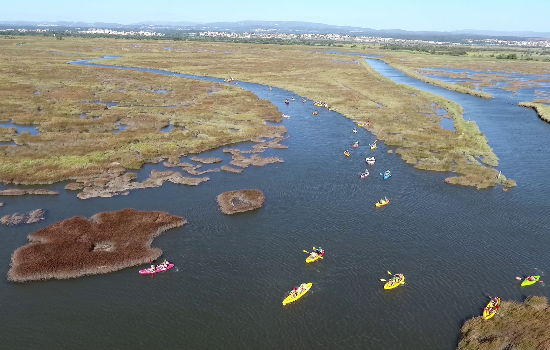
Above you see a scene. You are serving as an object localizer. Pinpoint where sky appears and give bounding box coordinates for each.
[2,0,550,32]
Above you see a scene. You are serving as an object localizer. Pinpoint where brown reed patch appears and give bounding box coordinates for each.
[8,209,186,282]
[217,189,265,215]
[457,297,550,350]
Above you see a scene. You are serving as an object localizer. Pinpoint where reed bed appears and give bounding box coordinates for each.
[1,37,517,188]
[217,189,265,214]
[8,209,186,282]
[457,296,550,350]
[95,39,513,188]
[0,37,283,185]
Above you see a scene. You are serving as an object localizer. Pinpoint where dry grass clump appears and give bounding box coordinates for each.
[457,296,550,350]
[190,156,222,164]
[8,209,186,282]
[217,189,265,214]
[0,189,58,196]
[221,165,244,174]
[519,102,550,123]
[76,168,209,199]
[1,209,45,226]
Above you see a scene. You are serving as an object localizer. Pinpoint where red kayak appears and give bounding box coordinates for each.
[139,263,174,275]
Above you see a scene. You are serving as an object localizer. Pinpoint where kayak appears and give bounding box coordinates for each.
[360,171,369,179]
[384,276,405,290]
[366,157,376,165]
[483,297,501,320]
[381,172,391,180]
[306,251,324,263]
[376,199,390,207]
[283,283,312,305]
[353,143,359,148]
[139,263,174,275]
[344,151,350,157]
[370,144,377,150]
[521,275,540,286]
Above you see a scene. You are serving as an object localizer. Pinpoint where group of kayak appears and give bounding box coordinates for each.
[313,101,333,110]
[482,275,542,320]
[223,77,235,82]
[283,247,324,305]
[344,128,392,207]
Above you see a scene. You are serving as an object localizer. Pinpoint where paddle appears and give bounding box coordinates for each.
[380,279,387,282]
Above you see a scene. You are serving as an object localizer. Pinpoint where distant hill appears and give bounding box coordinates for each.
[1,20,547,40]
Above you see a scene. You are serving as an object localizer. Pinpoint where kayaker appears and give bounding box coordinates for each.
[527,275,535,281]
[285,99,289,104]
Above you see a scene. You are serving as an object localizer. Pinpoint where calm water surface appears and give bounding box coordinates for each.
[0,56,549,350]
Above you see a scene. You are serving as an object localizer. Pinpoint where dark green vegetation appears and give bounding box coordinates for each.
[457,297,550,350]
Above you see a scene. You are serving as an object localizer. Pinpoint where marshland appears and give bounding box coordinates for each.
[1,36,550,350]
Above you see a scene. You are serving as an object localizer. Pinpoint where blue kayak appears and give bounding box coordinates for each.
[381,172,391,180]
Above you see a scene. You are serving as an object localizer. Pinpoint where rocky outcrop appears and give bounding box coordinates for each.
[217,189,265,215]
[1,209,45,226]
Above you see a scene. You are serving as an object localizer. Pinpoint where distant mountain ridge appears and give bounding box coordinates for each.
[1,20,548,39]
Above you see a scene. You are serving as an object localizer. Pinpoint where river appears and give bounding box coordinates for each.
[0,56,549,350]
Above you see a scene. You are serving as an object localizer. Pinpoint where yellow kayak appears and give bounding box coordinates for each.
[358,124,363,127]
[344,151,350,157]
[384,276,405,290]
[283,283,312,305]
[314,103,323,107]
[370,144,377,150]
[376,199,390,207]
[483,297,501,320]
[306,251,324,263]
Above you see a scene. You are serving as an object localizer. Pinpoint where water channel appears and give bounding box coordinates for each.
[0,56,549,350]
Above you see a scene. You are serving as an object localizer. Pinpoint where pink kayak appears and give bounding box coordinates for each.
[139,264,174,275]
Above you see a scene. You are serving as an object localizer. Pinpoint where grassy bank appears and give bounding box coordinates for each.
[519,102,550,123]
[378,59,493,99]
[457,296,550,350]
[0,37,283,184]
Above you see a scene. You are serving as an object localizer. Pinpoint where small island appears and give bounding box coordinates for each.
[457,296,550,350]
[8,209,186,282]
[1,209,45,226]
[217,189,265,215]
